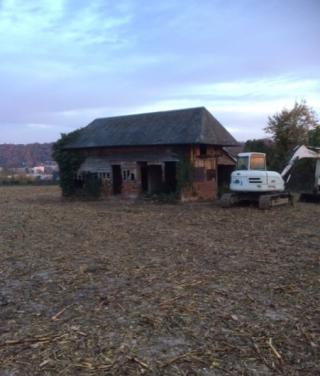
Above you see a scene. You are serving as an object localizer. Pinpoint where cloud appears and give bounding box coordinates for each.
[0,0,133,52]
[187,77,320,101]
[0,0,319,143]
[26,123,54,130]
[127,75,320,119]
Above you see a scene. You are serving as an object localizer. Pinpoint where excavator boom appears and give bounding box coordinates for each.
[281,145,320,181]
[281,145,320,202]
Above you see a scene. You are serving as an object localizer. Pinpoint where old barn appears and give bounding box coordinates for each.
[64,107,238,200]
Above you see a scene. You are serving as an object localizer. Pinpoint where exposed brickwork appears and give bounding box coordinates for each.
[121,181,141,199]
[187,145,219,200]
[181,181,216,201]
[193,181,216,200]
[101,180,112,196]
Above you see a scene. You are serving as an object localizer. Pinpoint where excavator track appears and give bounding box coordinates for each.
[258,192,293,209]
[220,193,239,208]
[220,192,293,209]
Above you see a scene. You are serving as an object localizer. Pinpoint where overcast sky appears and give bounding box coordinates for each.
[0,0,319,143]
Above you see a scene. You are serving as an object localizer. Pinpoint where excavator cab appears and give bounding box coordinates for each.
[221,152,288,209]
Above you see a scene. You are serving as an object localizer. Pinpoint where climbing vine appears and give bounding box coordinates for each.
[176,157,194,193]
[52,130,85,197]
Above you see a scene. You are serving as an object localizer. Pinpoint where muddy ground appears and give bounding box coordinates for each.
[0,186,319,375]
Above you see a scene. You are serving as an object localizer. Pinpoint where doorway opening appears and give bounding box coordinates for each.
[164,162,177,193]
[139,162,148,193]
[148,165,163,194]
[217,164,234,197]
[112,165,122,194]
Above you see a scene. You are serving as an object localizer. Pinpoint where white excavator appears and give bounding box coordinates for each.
[220,145,320,209]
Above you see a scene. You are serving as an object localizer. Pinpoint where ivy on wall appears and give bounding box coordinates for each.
[176,157,194,193]
[52,130,85,197]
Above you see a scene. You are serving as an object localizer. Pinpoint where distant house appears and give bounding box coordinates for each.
[32,165,45,174]
[64,107,238,200]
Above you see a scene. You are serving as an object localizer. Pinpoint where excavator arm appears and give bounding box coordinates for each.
[280,145,320,201]
[281,145,320,186]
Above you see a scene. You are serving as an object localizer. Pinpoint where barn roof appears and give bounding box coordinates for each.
[64,107,238,149]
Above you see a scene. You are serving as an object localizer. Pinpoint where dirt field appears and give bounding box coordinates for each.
[0,186,319,375]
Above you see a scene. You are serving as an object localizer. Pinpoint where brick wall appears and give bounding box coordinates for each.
[185,145,220,201]
[121,181,141,199]
[180,181,216,201]
[101,180,112,196]
[193,181,216,200]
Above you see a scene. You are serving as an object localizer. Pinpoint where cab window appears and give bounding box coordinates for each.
[236,156,249,170]
[250,155,266,170]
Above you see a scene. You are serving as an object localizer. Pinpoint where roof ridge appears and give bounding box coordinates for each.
[93,106,207,122]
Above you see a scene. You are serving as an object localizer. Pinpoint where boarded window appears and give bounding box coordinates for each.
[199,144,207,157]
[193,167,206,182]
[207,169,216,181]
[122,169,136,181]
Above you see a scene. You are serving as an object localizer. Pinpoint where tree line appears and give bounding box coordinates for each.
[244,101,320,190]
[0,143,53,168]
